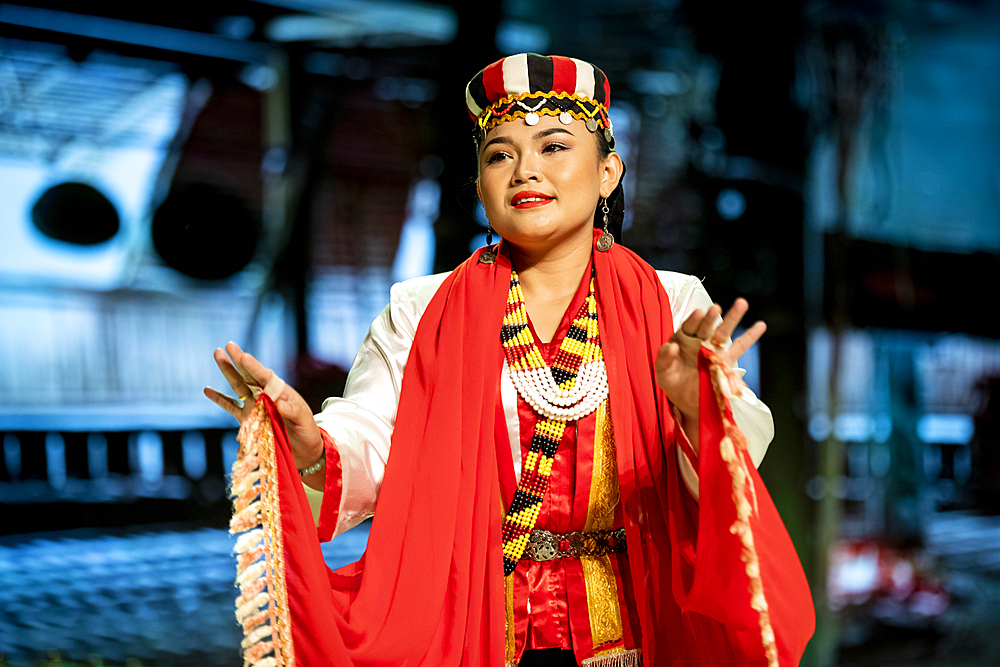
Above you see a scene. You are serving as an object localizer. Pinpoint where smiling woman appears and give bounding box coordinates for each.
[476,118,621,283]
[206,53,814,667]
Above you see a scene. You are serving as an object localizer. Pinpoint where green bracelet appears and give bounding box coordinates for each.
[298,450,326,477]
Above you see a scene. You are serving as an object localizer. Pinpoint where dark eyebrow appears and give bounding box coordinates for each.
[534,127,574,140]
[481,126,575,151]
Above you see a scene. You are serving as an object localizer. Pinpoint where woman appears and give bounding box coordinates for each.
[207,54,814,667]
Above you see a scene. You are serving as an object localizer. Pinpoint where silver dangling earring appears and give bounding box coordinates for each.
[596,198,614,252]
[479,224,497,264]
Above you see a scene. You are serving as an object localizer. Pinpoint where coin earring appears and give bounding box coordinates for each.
[479,224,497,264]
[596,198,614,252]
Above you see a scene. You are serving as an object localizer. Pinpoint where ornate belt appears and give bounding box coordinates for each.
[519,527,627,562]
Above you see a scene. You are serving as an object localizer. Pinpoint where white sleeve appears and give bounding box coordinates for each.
[310,273,447,536]
[658,272,775,501]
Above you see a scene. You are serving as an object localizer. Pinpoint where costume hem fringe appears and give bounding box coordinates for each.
[229,400,295,667]
[581,648,642,666]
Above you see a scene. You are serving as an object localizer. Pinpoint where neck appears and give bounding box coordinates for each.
[507,228,593,343]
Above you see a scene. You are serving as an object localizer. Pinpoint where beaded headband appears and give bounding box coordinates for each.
[465,53,614,148]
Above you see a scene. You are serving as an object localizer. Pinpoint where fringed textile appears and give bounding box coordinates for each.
[223,230,814,666]
[229,401,294,667]
[582,648,642,667]
[706,348,777,667]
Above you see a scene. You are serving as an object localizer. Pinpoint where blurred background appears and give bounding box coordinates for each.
[1,0,999,665]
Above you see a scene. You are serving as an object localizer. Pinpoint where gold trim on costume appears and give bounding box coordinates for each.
[477,90,611,134]
[584,399,620,533]
[581,398,625,649]
[580,555,623,648]
[501,481,517,666]
[505,573,516,666]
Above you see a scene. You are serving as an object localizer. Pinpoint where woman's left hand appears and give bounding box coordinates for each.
[655,298,766,422]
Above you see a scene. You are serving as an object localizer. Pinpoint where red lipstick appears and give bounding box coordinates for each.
[511,190,554,208]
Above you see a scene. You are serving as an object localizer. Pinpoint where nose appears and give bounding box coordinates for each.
[511,151,541,184]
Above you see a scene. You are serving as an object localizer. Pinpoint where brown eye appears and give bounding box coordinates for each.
[485,151,510,164]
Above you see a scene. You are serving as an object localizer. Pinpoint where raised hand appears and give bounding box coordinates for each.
[655,298,766,423]
[204,342,324,472]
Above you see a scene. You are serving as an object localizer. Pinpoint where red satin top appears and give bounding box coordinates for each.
[511,266,640,664]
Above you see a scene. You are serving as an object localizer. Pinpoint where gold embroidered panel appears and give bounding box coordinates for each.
[583,398,624,648]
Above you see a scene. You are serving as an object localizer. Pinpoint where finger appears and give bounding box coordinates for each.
[728,320,767,360]
[213,348,253,398]
[656,341,675,371]
[224,341,263,388]
[656,341,685,379]
[276,394,313,432]
[712,298,749,347]
[203,386,245,423]
[680,308,705,337]
[227,342,277,391]
[694,303,723,340]
[243,352,287,402]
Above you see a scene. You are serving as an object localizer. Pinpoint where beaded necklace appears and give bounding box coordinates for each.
[500,268,608,575]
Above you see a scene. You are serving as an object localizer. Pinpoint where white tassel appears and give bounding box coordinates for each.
[236,592,270,622]
[234,528,264,552]
[581,648,642,667]
[237,561,267,587]
[232,500,263,526]
[231,469,263,497]
[241,624,273,649]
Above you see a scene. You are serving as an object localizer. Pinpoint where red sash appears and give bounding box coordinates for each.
[231,230,815,666]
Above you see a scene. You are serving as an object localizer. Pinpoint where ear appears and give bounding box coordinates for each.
[476,179,482,203]
[599,152,624,199]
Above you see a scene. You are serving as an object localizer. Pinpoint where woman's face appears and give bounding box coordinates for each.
[477,114,621,254]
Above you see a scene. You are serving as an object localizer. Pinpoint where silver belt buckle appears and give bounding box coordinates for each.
[527,530,559,561]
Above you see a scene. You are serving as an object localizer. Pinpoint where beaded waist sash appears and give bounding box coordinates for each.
[520,527,626,562]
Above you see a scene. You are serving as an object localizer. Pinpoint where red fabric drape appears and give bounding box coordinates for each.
[595,242,815,666]
[248,231,814,666]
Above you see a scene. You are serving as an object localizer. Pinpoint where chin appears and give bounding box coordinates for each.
[506,224,592,250]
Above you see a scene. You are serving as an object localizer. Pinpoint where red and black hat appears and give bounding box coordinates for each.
[465,53,614,147]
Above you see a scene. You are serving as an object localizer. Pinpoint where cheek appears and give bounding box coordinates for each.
[559,155,601,186]
[478,174,506,214]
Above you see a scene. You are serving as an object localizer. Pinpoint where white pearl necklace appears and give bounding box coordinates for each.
[509,360,608,421]
[502,269,607,422]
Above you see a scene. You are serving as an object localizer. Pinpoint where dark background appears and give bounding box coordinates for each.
[1,1,999,665]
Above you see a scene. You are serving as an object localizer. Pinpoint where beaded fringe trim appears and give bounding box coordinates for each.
[582,648,642,667]
[229,401,295,667]
[706,349,778,667]
[504,648,642,667]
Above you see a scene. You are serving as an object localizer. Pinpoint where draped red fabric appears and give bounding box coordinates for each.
[252,231,814,666]
[595,239,815,666]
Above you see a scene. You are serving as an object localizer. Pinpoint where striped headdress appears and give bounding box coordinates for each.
[465,53,614,146]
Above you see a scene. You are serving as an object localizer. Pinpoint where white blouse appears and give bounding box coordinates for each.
[310,270,774,537]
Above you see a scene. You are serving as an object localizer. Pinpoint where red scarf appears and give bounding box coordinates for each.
[234,231,814,666]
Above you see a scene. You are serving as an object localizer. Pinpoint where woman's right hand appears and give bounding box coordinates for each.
[204,342,324,473]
